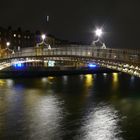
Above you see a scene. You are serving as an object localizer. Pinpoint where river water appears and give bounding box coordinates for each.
[0,73,140,140]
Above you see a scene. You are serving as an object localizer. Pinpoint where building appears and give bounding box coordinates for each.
[0,26,77,57]
[0,27,35,50]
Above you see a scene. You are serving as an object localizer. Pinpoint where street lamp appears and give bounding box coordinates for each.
[6,42,10,48]
[95,28,103,38]
[92,28,106,48]
[41,34,46,42]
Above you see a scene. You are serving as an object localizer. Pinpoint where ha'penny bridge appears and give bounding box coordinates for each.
[0,45,140,77]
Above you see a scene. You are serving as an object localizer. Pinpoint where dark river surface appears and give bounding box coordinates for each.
[0,73,140,140]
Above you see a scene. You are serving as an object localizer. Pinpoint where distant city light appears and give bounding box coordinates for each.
[14,34,16,37]
[6,42,10,47]
[95,28,103,37]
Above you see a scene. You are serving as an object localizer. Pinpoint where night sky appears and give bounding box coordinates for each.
[0,0,140,48]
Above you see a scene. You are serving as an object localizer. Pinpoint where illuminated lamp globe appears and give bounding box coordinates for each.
[6,42,10,47]
[95,28,103,37]
[41,34,46,41]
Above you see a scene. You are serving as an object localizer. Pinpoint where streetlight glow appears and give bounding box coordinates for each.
[95,28,103,37]
[41,34,46,41]
[6,42,10,47]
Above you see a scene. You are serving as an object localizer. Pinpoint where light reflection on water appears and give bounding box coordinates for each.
[112,73,119,91]
[26,94,64,140]
[80,103,123,140]
[84,74,93,88]
[0,74,139,139]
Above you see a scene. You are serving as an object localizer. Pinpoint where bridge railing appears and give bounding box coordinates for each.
[0,46,140,65]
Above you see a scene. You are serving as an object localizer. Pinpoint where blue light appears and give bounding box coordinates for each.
[88,64,97,68]
[17,63,22,67]
[13,63,24,69]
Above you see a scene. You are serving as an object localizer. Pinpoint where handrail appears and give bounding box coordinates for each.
[0,46,139,65]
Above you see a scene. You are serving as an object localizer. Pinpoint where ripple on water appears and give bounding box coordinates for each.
[78,103,124,140]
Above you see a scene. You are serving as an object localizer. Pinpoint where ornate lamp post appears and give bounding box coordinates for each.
[41,34,46,42]
[92,28,106,49]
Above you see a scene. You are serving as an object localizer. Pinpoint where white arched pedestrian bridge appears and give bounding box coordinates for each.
[0,45,140,77]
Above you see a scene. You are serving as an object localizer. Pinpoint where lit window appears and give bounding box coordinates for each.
[18,34,21,38]
[14,34,16,37]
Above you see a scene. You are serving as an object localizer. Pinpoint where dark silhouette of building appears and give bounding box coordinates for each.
[0,26,39,50]
[0,26,80,52]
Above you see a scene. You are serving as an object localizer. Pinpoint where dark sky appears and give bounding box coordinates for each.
[0,0,140,48]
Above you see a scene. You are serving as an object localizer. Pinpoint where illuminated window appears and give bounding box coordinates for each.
[18,34,21,38]
[14,34,16,37]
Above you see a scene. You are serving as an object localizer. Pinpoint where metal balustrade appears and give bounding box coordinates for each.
[0,46,140,77]
[1,46,139,64]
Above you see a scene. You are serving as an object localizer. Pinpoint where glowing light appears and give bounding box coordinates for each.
[41,34,46,40]
[88,64,97,68]
[88,52,91,55]
[6,42,10,47]
[13,63,24,68]
[112,73,119,90]
[63,76,68,85]
[48,77,54,80]
[0,80,6,86]
[103,73,107,76]
[17,63,22,67]
[113,73,118,83]
[103,73,107,78]
[42,78,48,83]
[85,74,93,87]
[81,104,122,140]
[95,28,103,37]
[7,79,14,87]
[48,61,55,67]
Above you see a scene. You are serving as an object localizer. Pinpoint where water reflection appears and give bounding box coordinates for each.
[41,77,48,83]
[48,76,54,80]
[0,80,6,87]
[80,74,84,80]
[0,79,14,88]
[112,73,119,90]
[85,74,93,88]
[80,103,123,140]
[0,74,139,139]
[130,76,135,88]
[7,79,14,87]
[26,94,64,140]
[103,73,107,78]
[113,73,118,83]
[63,75,68,85]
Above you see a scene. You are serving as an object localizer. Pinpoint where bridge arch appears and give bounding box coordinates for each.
[0,46,140,77]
